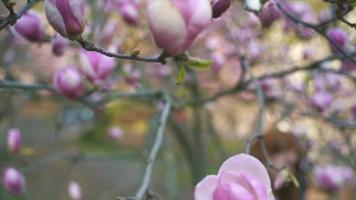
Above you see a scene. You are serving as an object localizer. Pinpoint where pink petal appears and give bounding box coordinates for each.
[194,175,218,200]
[218,154,271,191]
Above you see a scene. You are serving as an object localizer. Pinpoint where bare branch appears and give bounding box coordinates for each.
[0,0,40,31]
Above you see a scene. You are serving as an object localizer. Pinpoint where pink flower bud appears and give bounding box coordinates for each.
[314,165,354,193]
[327,27,348,51]
[211,0,231,19]
[147,0,212,55]
[211,52,225,73]
[351,104,356,119]
[284,2,317,39]
[3,167,26,196]
[310,90,333,112]
[79,51,116,84]
[259,0,281,27]
[68,181,81,200]
[13,11,45,42]
[53,67,85,99]
[52,34,69,56]
[45,0,85,39]
[117,0,139,25]
[108,126,124,140]
[195,153,274,200]
[341,60,356,72]
[7,128,21,153]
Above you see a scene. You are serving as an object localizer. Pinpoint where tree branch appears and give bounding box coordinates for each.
[117,94,172,200]
[0,0,40,31]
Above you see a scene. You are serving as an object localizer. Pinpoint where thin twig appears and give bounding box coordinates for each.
[77,39,169,64]
[117,94,172,200]
[241,56,266,154]
[0,0,40,31]
[275,1,356,64]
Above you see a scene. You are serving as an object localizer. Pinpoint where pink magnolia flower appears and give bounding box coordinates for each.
[284,2,316,39]
[351,104,356,119]
[259,0,281,27]
[195,153,275,200]
[116,0,139,25]
[45,0,85,39]
[13,11,46,42]
[108,126,124,140]
[52,34,69,56]
[211,0,231,19]
[53,67,86,99]
[68,181,82,200]
[314,165,354,193]
[3,167,26,196]
[147,0,212,55]
[309,90,333,112]
[341,60,356,72]
[79,51,116,84]
[327,28,348,51]
[7,128,21,153]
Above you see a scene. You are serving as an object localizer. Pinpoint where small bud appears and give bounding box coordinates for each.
[108,126,124,140]
[53,67,85,99]
[68,181,81,200]
[52,34,69,56]
[326,27,348,50]
[259,0,281,27]
[147,0,212,55]
[3,167,26,196]
[117,0,139,25]
[314,165,354,193]
[45,0,85,39]
[7,128,21,153]
[13,11,46,42]
[351,104,356,119]
[341,60,356,72]
[79,51,115,84]
[310,90,333,112]
[211,0,231,18]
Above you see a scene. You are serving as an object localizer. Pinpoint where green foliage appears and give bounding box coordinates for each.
[176,64,186,85]
[187,57,212,69]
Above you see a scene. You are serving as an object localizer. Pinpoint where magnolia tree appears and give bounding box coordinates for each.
[0,0,355,199]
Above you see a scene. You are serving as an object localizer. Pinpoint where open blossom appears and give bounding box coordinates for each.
[13,11,46,42]
[195,153,275,200]
[68,181,82,200]
[147,0,212,55]
[79,51,116,84]
[7,128,21,153]
[314,165,354,193]
[259,0,281,27]
[211,0,231,19]
[53,67,85,99]
[45,0,85,39]
[3,167,26,196]
[116,0,139,25]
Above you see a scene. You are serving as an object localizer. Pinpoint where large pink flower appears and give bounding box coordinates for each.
[195,153,274,200]
[147,0,212,55]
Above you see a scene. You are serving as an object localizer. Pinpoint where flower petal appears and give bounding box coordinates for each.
[194,175,218,200]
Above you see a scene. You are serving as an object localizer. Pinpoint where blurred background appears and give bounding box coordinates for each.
[0,0,355,199]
